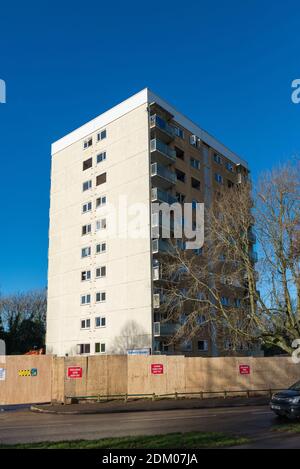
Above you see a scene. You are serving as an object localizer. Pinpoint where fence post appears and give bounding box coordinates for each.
[124,393,128,403]
[175,392,178,400]
[152,393,156,401]
[224,391,227,399]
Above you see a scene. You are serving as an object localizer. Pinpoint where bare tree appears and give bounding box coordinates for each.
[0,289,47,354]
[158,160,300,355]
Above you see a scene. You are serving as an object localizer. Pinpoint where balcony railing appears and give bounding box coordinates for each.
[153,322,181,337]
[150,139,176,165]
[152,238,174,254]
[151,212,174,238]
[153,265,160,281]
[151,162,176,187]
[150,114,175,142]
[153,293,161,309]
[151,187,177,205]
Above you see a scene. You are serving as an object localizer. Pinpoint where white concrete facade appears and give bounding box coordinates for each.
[47,88,248,357]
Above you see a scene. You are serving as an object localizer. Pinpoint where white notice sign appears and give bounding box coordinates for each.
[0,368,6,381]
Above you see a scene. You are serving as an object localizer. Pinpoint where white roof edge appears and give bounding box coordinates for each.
[51,87,248,168]
[51,88,149,155]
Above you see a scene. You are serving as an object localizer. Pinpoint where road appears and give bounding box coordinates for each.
[0,405,299,448]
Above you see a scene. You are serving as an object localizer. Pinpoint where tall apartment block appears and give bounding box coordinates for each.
[46,88,250,357]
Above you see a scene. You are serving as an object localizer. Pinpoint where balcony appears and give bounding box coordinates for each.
[152,238,174,255]
[150,139,176,166]
[150,115,175,143]
[151,212,174,238]
[151,162,176,189]
[153,264,160,281]
[153,322,181,337]
[151,187,177,205]
[153,293,161,309]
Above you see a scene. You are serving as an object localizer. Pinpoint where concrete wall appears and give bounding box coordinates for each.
[0,356,52,405]
[47,101,152,357]
[2,355,300,405]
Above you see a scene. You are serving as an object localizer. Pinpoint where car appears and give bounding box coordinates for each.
[270,380,300,419]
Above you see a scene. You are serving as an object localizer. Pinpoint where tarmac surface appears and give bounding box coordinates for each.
[1,401,300,448]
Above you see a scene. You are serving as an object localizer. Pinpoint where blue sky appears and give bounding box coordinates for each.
[0,0,299,293]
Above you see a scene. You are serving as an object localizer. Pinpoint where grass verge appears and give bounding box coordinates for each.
[0,432,249,449]
[273,422,300,433]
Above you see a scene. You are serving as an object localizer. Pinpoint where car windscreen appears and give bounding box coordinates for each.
[289,381,300,391]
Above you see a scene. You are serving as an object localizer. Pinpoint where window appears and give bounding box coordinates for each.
[191,177,201,190]
[82,224,92,236]
[176,169,185,183]
[83,138,92,149]
[96,195,107,208]
[96,291,106,302]
[96,242,106,254]
[190,158,200,170]
[173,126,184,139]
[81,319,91,329]
[221,296,230,306]
[234,298,242,308]
[174,146,184,160]
[225,161,234,172]
[83,180,92,192]
[176,192,185,203]
[198,340,208,351]
[227,179,234,188]
[96,218,106,231]
[95,316,106,328]
[96,173,107,186]
[214,153,222,164]
[97,152,106,164]
[96,266,106,278]
[81,294,91,305]
[83,157,92,171]
[82,201,92,213]
[97,129,107,141]
[81,246,91,258]
[95,342,106,353]
[78,343,90,354]
[81,270,91,281]
[215,173,223,184]
[181,340,192,352]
